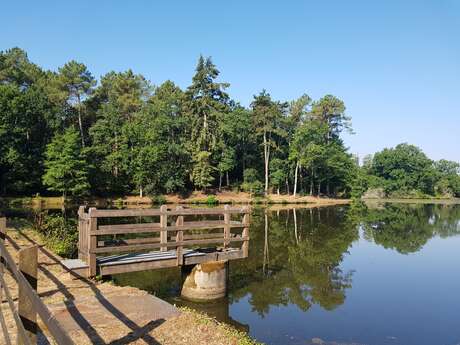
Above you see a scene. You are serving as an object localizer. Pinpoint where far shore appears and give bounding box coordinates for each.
[1,192,459,210]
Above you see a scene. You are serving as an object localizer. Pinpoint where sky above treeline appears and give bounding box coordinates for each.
[2,0,459,162]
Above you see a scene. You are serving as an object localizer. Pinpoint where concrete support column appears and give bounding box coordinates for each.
[181,261,228,301]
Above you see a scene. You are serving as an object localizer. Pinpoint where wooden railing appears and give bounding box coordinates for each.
[78,205,250,276]
[0,218,74,345]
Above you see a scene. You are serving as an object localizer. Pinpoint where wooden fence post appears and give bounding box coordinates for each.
[223,205,230,248]
[18,245,38,345]
[175,206,184,265]
[0,216,12,345]
[88,208,97,277]
[77,206,84,261]
[160,205,168,252]
[242,207,250,257]
[0,217,5,270]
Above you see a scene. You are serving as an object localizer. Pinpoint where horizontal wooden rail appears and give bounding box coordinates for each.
[93,220,245,236]
[91,236,248,254]
[89,207,249,218]
[0,218,74,345]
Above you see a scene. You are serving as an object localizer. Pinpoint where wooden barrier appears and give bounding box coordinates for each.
[0,218,74,345]
[77,205,251,276]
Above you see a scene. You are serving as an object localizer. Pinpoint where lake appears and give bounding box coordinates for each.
[2,201,459,345]
[111,202,460,345]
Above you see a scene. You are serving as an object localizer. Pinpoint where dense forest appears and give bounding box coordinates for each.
[1,48,459,199]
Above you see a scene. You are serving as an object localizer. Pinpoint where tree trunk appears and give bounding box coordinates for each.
[139,186,143,198]
[326,181,330,196]
[285,177,290,195]
[263,131,270,195]
[114,132,119,177]
[310,167,314,195]
[219,173,222,192]
[226,171,229,187]
[277,187,280,195]
[77,94,85,147]
[263,210,269,276]
[317,181,321,196]
[293,161,300,197]
[293,208,298,244]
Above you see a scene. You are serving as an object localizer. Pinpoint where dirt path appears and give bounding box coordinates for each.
[0,224,260,345]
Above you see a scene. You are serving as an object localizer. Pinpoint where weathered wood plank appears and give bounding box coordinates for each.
[242,210,250,257]
[98,237,161,247]
[18,246,38,345]
[160,205,168,252]
[0,241,74,345]
[89,207,250,218]
[88,208,97,277]
[0,301,12,345]
[224,205,230,248]
[97,250,205,266]
[175,206,184,265]
[183,233,225,240]
[100,258,178,275]
[91,220,244,236]
[0,274,32,345]
[0,217,12,345]
[98,223,161,231]
[92,236,249,254]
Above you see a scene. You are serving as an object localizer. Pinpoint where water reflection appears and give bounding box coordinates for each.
[229,206,358,316]
[362,203,460,253]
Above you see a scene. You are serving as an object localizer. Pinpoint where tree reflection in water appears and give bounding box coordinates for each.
[361,202,460,254]
[230,205,359,316]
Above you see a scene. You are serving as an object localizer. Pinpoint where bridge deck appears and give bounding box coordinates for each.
[63,247,244,277]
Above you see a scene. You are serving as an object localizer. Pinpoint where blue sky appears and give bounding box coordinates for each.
[2,0,459,161]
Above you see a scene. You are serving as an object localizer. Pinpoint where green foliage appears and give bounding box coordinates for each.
[362,143,460,198]
[205,195,219,205]
[151,195,166,204]
[251,90,288,193]
[269,158,288,193]
[57,60,96,146]
[241,168,264,195]
[33,212,78,257]
[43,128,90,197]
[1,48,458,200]
[191,151,215,191]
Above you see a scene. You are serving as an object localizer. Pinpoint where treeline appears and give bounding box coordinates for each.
[357,144,460,198]
[1,48,459,199]
[0,48,356,198]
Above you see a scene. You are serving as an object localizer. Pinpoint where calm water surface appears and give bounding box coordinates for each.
[112,203,460,345]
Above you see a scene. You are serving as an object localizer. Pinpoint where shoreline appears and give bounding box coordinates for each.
[1,193,459,212]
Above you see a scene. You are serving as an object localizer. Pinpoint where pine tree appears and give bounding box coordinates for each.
[185,56,230,190]
[43,128,90,197]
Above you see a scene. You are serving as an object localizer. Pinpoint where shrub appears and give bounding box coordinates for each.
[33,212,78,258]
[206,195,219,205]
[241,168,264,195]
[152,195,167,205]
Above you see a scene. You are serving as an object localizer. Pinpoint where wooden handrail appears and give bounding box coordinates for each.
[78,205,250,276]
[85,206,250,218]
[0,218,74,345]
[92,220,245,236]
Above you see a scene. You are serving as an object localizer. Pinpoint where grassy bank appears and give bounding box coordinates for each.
[1,191,351,209]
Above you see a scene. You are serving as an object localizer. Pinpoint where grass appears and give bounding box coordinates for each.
[179,307,263,345]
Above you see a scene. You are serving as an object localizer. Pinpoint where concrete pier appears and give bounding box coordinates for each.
[181,261,228,301]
